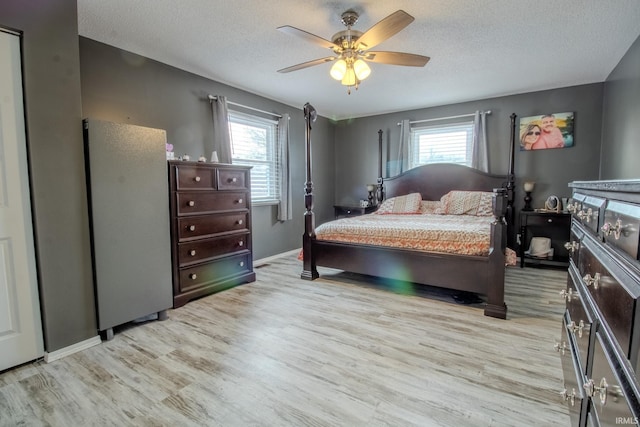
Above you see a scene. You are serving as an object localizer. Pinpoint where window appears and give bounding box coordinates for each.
[408,121,474,169]
[228,111,279,204]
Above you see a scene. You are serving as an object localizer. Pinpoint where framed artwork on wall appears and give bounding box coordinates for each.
[519,112,574,151]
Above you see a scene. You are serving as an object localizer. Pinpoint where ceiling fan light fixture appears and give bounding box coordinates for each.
[353,59,371,80]
[330,59,347,80]
[341,66,357,86]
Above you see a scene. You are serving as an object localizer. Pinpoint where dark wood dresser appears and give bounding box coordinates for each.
[560,180,640,426]
[168,161,256,308]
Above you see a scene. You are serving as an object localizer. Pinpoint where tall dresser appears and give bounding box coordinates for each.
[559,180,640,426]
[168,161,256,308]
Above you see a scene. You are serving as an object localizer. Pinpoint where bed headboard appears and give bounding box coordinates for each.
[384,163,509,201]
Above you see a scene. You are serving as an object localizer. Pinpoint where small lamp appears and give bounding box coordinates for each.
[366,184,376,206]
[523,181,535,211]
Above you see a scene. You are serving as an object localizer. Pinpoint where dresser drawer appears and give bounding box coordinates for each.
[178,233,249,267]
[567,222,583,265]
[588,332,636,427]
[173,164,215,190]
[560,312,585,425]
[178,253,251,293]
[572,193,605,236]
[178,213,248,241]
[578,235,638,357]
[217,168,249,191]
[602,200,640,261]
[567,265,593,373]
[176,191,248,215]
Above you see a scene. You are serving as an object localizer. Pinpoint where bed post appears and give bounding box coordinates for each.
[506,113,517,248]
[485,187,508,319]
[376,129,384,204]
[301,103,319,280]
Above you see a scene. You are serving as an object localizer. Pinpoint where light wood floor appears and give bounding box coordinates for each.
[1,255,570,426]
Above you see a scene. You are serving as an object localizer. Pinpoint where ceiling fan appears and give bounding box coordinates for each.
[277,9,430,94]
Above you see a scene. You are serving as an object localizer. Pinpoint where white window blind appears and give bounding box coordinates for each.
[409,121,474,169]
[228,110,279,204]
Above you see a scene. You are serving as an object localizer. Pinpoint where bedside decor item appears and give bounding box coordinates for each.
[366,183,376,206]
[545,195,561,212]
[198,155,207,162]
[210,151,219,162]
[523,181,535,211]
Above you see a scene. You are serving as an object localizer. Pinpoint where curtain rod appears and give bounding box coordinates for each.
[208,94,283,119]
[397,110,491,126]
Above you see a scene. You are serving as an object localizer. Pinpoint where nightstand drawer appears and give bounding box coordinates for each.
[334,205,376,218]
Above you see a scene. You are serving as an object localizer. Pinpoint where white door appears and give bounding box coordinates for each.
[0,30,44,371]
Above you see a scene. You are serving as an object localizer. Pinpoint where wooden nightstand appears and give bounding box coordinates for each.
[334,205,376,219]
[519,210,571,268]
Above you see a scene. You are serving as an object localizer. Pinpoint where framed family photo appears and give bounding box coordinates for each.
[519,112,574,151]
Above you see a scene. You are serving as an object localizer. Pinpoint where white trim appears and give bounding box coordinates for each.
[43,335,102,363]
[254,248,300,267]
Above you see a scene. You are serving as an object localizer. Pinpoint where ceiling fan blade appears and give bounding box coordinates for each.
[364,51,430,67]
[355,10,414,50]
[277,56,336,73]
[277,25,340,50]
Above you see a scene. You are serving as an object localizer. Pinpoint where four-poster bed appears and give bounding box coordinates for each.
[301,104,516,319]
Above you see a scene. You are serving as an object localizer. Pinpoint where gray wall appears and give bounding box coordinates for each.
[334,84,604,217]
[601,34,640,179]
[0,0,97,351]
[79,37,336,260]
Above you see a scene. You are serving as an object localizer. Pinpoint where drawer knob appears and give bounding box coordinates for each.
[560,388,576,406]
[547,218,553,223]
[583,273,600,289]
[564,241,579,253]
[194,176,201,182]
[231,177,237,183]
[188,200,195,207]
[238,241,244,247]
[560,288,579,302]
[583,378,608,406]
[239,261,244,267]
[569,320,585,338]
[576,208,593,222]
[601,219,623,239]
[189,250,196,256]
[189,273,197,280]
[553,341,568,356]
[188,225,196,231]
[237,219,243,225]
[237,199,243,204]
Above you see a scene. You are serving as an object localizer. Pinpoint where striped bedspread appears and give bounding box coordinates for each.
[315,214,494,256]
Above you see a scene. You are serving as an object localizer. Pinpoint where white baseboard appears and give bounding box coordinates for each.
[44,335,102,363]
[254,248,301,267]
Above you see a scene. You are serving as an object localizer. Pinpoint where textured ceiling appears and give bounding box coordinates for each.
[77,0,640,120]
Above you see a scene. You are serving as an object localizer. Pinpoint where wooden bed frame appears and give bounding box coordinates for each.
[301,103,516,319]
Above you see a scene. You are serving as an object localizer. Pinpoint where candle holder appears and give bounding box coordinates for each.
[523,181,535,211]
